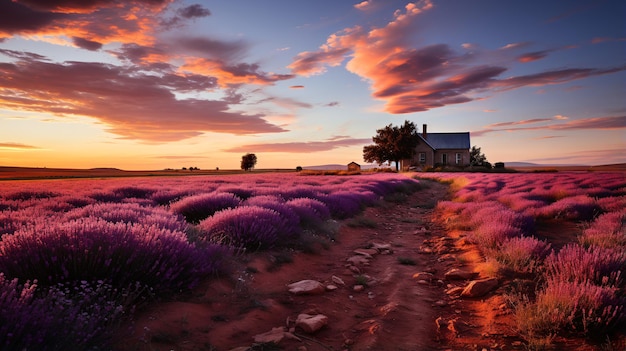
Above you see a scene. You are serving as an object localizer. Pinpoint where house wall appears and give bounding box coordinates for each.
[403,146,470,169]
[434,149,470,166]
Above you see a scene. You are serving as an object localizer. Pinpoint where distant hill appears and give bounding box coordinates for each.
[503,162,584,168]
[303,164,380,170]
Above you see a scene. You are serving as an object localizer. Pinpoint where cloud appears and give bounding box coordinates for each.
[223,137,371,153]
[287,1,626,114]
[72,36,102,51]
[0,51,287,141]
[354,1,373,11]
[290,85,305,89]
[485,118,553,128]
[178,4,211,19]
[472,115,626,137]
[0,142,41,150]
[517,50,549,63]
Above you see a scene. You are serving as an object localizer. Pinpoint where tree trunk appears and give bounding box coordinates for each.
[394,160,399,171]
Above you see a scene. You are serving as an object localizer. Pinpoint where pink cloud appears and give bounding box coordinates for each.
[288,1,625,114]
[0,51,286,141]
[223,137,371,153]
[473,115,626,137]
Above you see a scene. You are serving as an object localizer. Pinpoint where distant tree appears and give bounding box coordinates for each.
[296,166,303,172]
[470,146,491,168]
[182,167,187,170]
[363,120,420,171]
[240,153,257,171]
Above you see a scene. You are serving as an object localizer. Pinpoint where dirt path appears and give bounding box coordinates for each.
[114,180,510,350]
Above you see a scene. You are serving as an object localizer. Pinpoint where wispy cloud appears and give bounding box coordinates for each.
[223,137,370,153]
[472,115,626,137]
[0,142,41,150]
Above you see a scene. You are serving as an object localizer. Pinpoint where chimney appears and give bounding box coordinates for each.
[422,124,427,139]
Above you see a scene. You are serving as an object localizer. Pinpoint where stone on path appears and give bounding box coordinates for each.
[461,278,498,297]
[331,275,345,286]
[253,327,302,343]
[288,280,325,295]
[444,268,478,280]
[295,313,328,333]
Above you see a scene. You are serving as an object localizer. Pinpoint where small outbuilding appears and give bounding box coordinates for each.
[347,161,361,172]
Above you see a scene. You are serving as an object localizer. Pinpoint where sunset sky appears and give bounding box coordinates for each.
[0,0,624,170]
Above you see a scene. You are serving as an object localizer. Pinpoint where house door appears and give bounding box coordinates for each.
[442,153,448,165]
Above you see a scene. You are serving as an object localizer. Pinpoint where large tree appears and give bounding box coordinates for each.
[240,153,257,171]
[469,145,491,168]
[363,120,420,171]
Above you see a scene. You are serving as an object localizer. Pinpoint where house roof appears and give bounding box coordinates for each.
[419,132,470,150]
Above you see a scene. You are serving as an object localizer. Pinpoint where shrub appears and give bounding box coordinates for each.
[0,218,209,293]
[469,222,522,249]
[578,211,626,248]
[170,192,241,223]
[516,280,624,338]
[544,244,626,288]
[317,192,363,219]
[65,202,188,232]
[243,196,300,238]
[493,236,552,273]
[285,197,331,226]
[0,274,130,350]
[199,206,289,250]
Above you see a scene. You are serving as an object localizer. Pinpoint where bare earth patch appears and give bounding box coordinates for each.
[112,180,624,350]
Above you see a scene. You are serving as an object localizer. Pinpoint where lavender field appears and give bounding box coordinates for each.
[420,171,626,346]
[0,173,421,350]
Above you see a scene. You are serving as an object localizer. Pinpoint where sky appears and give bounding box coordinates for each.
[0,0,624,170]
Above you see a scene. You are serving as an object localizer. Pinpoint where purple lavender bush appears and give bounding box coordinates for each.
[199,206,290,250]
[0,218,210,293]
[285,197,331,227]
[0,274,127,350]
[170,192,241,223]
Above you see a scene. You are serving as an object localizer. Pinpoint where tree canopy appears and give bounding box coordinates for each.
[363,120,420,171]
[240,153,257,171]
[470,146,491,168]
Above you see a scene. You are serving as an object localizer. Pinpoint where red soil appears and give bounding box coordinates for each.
[112,180,624,351]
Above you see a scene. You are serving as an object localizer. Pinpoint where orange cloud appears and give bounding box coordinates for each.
[0,142,41,150]
[0,51,287,141]
[288,1,625,114]
[223,137,371,153]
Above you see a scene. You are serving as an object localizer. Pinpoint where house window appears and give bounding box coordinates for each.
[442,154,448,165]
[419,153,426,164]
[455,153,462,165]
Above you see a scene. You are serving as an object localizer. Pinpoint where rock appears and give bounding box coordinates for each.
[296,313,328,333]
[253,327,302,343]
[354,248,378,257]
[326,284,338,291]
[353,284,365,292]
[434,300,447,307]
[412,272,434,281]
[446,286,464,297]
[372,242,392,252]
[288,280,325,295]
[331,275,345,286]
[348,265,361,274]
[347,255,370,265]
[461,278,498,297]
[444,268,478,280]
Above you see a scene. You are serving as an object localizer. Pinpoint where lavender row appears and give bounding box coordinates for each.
[0,173,420,349]
[421,172,626,340]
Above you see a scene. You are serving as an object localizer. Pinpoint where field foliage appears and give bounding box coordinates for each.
[0,173,419,350]
[421,172,626,343]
